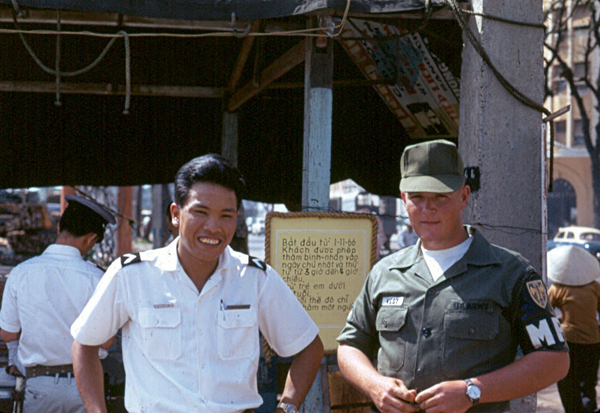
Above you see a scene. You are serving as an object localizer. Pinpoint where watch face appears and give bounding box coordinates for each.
[278,403,298,413]
[467,385,481,399]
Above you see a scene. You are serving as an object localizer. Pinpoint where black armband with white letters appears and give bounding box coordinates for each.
[516,274,568,354]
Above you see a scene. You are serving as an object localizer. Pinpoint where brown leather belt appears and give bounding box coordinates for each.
[25,364,74,379]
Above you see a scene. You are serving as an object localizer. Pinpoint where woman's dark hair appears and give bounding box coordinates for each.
[59,202,107,243]
[174,154,246,209]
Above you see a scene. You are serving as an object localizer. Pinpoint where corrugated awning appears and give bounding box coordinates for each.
[0,0,438,21]
[0,0,462,204]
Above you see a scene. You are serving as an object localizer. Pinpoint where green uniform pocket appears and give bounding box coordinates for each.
[376,306,408,372]
[442,310,499,378]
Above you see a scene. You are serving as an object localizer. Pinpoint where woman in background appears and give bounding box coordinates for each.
[548,245,600,412]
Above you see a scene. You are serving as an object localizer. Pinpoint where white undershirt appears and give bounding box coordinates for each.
[421,236,474,281]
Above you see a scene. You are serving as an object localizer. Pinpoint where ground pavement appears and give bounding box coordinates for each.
[537,377,600,412]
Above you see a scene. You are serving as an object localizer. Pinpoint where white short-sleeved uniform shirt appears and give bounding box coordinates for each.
[0,244,103,367]
[71,240,319,413]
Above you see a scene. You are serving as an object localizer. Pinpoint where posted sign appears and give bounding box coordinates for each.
[265,212,377,352]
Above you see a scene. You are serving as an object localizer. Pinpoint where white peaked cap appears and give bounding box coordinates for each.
[547,245,600,286]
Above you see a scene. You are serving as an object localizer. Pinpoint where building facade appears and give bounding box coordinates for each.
[545,0,597,234]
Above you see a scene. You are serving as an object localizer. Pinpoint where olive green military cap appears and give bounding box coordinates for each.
[399,139,465,193]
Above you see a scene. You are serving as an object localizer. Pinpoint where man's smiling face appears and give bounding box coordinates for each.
[173,182,238,273]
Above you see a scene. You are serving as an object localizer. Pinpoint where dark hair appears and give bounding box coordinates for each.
[59,202,108,243]
[174,154,246,209]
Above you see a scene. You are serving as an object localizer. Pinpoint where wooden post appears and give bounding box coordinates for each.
[300,23,333,413]
[116,186,133,256]
[60,186,76,215]
[459,0,544,411]
[222,111,239,166]
[302,32,333,212]
[151,184,165,249]
[222,110,249,254]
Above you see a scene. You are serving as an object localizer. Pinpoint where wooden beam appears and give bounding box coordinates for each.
[0,81,224,98]
[268,79,395,89]
[227,20,261,93]
[228,40,305,111]
[0,78,392,97]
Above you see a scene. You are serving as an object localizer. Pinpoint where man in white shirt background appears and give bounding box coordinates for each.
[0,195,115,412]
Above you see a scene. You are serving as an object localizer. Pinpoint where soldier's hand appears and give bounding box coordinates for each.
[414,380,472,412]
[370,376,419,412]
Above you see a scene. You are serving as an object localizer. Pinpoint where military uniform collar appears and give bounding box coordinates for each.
[462,226,502,267]
[389,225,501,272]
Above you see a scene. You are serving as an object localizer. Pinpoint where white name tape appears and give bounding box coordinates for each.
[382,296,404,306]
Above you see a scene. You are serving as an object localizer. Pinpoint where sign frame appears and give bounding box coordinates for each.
[265,211,378,352]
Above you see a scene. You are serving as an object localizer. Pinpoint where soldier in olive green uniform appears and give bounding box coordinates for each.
[337,140,569,413]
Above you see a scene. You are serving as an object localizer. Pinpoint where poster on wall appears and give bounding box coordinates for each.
[265,212,378,352]
[340,18,461,140]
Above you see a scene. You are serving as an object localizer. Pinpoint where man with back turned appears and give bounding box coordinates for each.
[0,195,115,412]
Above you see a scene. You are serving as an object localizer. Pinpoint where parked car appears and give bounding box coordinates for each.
[554,226,600,243]
[550,239,600,263]
[245,217,254,233]
[581,241,600,262]
[251,217,265,235]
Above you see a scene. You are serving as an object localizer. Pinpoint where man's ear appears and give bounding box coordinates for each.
[171,203,180,227]
[86,233,99,246]
[460,185,471,209]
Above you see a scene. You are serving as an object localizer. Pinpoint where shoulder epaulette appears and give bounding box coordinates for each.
[248,256,267,272]
[120,252,142,267]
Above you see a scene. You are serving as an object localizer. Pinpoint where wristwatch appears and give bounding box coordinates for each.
[277,402,298,413]
[464,379,481,406]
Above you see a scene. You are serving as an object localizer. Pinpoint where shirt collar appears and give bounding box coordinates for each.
[154,238,180,272]
[461,226,502,267]
[43,243,82,258]
[389,225,501,271]
[154,239,243,274]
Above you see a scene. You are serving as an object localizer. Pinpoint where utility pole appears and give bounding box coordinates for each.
[459,1,544,410]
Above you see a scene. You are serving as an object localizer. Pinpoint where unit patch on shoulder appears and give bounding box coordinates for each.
[248,256,267,271]
[121,252,142,267]
[526,280,548,309]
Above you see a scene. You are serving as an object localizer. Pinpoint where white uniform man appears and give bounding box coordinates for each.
[72,154,324,413]
[0,195,115,412]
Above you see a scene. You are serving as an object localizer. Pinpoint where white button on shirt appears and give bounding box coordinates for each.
[0,244,103,367]
[71,240,319,413]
